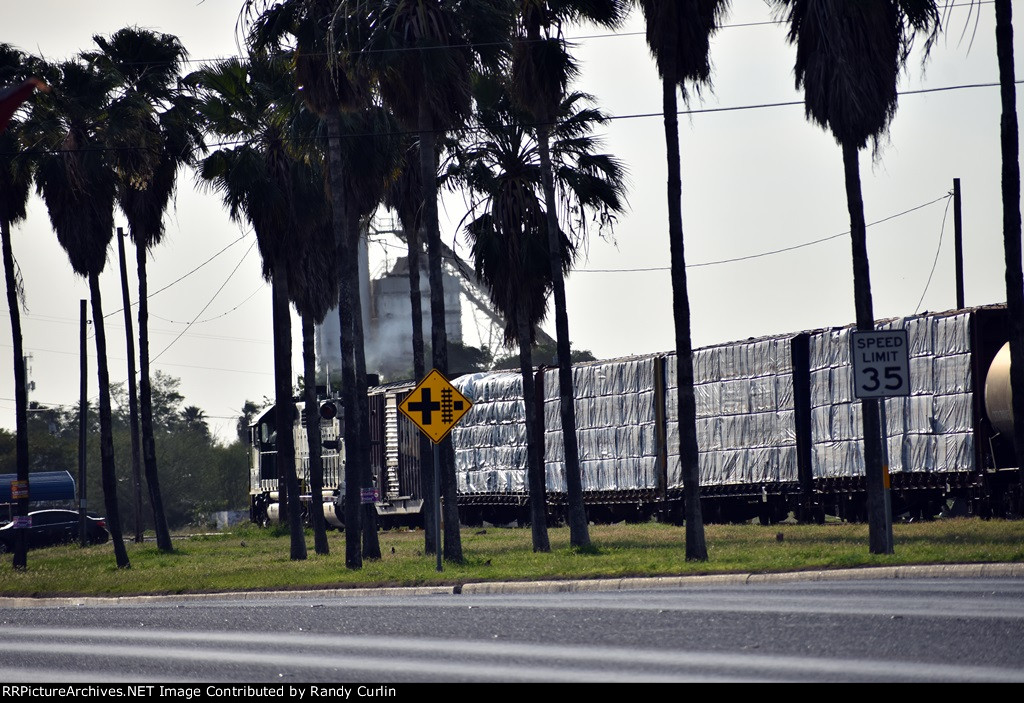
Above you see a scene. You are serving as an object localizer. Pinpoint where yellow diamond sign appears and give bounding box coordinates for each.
[399,369,473,444]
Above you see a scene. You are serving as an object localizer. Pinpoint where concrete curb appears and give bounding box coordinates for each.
[0,585,454,608]
[458,562,1024,594]
[0,563,1021,607]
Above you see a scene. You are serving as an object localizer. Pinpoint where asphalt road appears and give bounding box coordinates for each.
[1,566,1022,683]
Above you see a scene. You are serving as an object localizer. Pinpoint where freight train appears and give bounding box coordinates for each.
[248,304,1021,528]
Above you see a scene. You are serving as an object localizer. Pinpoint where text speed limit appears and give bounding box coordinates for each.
[851,329,911,399]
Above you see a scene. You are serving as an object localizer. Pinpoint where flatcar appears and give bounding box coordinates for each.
[248,304,1020,527]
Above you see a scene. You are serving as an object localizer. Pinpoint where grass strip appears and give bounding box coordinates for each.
[0,518,1021,598]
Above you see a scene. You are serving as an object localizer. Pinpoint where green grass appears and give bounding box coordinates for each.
[0,518,1022,598]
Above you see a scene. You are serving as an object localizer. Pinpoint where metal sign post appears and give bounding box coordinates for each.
[851,329,911,555]
[433,442,441,573]
[879,399,894,553]
[398,369,473,573]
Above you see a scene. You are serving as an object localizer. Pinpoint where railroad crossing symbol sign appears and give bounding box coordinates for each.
[851,329,911,399]
[398,369,473,444]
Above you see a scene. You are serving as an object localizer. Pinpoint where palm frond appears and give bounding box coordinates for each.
[32,58,118,277]
[637,0,730,100]
[775,0,940,148]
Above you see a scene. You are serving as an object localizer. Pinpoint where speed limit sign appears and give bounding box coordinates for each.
[851,329,911,399]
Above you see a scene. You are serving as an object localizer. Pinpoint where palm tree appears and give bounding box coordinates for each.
[288,168,338,557]
[30,56,131,568]
[457,79,566,551]
[0,44,45,570]
[113,226,144,543]
[508,0,628,550]
[180,405,211,438]
[188,54,308,561]
[383,140,436,555]
[993,0,1024,511]
[89,27,198,553]
[369,0,515,564]
[775,0,940,553]
[336,106,406,563]
[245,0,380,567]
[633,0,729,561]
[456,77,625,550]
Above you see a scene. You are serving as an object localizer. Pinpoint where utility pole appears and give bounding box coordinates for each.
[953,178,964,309]
[78,300,88,547]
[117,228,144,543]
[23,353,34,401]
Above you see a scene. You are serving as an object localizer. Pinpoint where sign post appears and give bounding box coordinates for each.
[398,369,473,572]
[851,329,911,554]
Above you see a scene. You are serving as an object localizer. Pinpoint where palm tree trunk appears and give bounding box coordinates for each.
[842,142,888,554]
[337,231,363,570]
[662,73,707,561]
[2,218,29,570]
[271,263,306,561]
[136,244,172,552]
[536,113,590,549]
[420,93,462,564]
[88,271,130,569]
[302,312,329,556]
[116,229,144,543]
[328,112,363,570]
[349,224,381,560]
[995,0,1024,510]
[519,302,550,552]
[406,217,436,554]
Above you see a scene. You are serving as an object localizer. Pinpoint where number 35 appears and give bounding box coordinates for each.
[863,366,904,392]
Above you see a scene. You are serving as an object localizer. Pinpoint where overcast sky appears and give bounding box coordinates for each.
[2,1,1021,444]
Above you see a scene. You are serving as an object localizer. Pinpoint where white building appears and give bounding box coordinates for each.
[316,234,463,383]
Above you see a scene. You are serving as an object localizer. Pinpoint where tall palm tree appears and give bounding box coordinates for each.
[383,140,436,554]
[508,0,628,549]
[288,162,338,557]
[993,0,1024,511]
[245,0,380,567]
[30,56,131,568]
[775,0,940,552]
[456,78,625,550]
[369,0,515,564]
[188,54,308,561]
[89,27,198,553]
[0,44,45,570]
[113,225,144,543]
[634,0,729,561]
[458,78,566,551]
[336,106,406,562]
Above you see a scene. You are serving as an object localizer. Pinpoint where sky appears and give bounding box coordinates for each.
[1,1,1022,445]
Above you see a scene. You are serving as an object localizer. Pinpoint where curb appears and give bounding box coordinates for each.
[0,563,1021,607]
[458,562,1024,594]
[0,585,454,608]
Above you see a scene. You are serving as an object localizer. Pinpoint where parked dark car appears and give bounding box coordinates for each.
[0,509,108,552]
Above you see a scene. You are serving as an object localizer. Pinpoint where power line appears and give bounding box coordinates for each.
[576,193,953,273]
[17,314,273,345]
[915,193,955,314]
[104,231,251,319]
[149,283,265,325]
[8,76,1018,163]
[0,343,273,377]
[106,1,994,67]
[151,239,256,363]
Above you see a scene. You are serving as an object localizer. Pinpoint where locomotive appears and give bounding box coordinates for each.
[248,304,1021,528]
